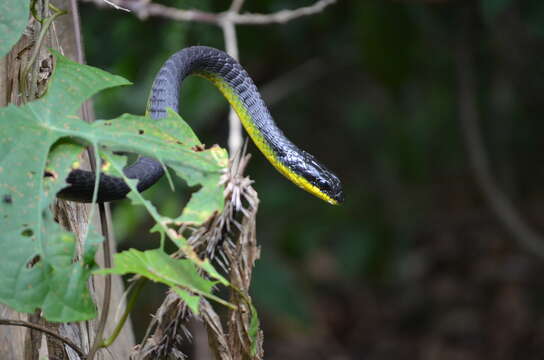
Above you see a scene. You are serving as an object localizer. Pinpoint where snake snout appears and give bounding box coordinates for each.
[332,185,344,204]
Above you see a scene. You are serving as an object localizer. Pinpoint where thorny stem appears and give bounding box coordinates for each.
[0,318,85,358]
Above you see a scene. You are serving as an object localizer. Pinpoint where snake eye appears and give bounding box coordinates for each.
[316,177,331,191]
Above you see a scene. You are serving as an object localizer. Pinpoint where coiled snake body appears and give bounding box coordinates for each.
[58,46,343,205]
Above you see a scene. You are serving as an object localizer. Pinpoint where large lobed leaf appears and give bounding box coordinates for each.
[0,52,227,321]
[0,0,29,58]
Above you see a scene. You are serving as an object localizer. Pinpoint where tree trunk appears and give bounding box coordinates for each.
[0,1,135,358]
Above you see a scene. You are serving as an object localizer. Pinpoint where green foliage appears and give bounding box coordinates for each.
[249,303,261,356]
[96,249,219,314]
[0,0,29,57]
[0,51,228,321]
[102,151,230,290]
[0,51,128,321]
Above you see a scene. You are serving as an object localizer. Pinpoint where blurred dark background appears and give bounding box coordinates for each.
[80,0,544,359]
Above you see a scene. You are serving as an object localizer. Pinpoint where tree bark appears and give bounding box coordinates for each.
[0,1,135,358]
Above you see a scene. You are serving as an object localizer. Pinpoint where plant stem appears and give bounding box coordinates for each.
[21,7,67,100]
[101,278,147,348]
[0,318,85,357]
[87,144,113,360]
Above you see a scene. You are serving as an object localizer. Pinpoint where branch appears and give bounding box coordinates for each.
[228,0,245,14]
[455,10,544,259]
[0,318,85,358]
[82,0,337,25]
[229,0,336,24]
[222,0,242,155]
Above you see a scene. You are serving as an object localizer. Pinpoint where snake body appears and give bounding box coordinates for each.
[58,46,343,205]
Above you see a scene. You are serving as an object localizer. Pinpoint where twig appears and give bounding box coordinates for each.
[102,0,129,12]
[222,1,242,155]
[228,0,246,13]
[21,6,66,100]
[455,9,544,259]
[82,0,336,25]
[87,202,113,359]
[0,318,85,358]
[229,0,336,24]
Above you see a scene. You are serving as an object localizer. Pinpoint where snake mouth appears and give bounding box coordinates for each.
[282,149,344,205]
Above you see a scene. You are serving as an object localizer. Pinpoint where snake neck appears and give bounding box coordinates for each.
[149,46,282,150]
[149,46,343,205]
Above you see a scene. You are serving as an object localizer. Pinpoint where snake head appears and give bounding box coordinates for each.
[313,169,344,204]
[282,149,344,205]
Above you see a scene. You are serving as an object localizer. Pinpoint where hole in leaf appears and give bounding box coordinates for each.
[3,194,12,204]
[21,229,34,237]
[44,170,57,180]
[26,255,41,268]
[138,129,145,135]
[191,144,206,152]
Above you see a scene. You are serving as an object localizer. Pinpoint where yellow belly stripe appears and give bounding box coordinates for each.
[196,72,337,205]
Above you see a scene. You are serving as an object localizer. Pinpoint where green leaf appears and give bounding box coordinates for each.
[157,108,202,148]
[0,53,124,321]
[0,51,227,321]
[0,209,102,321]
[173,288,201,314]
[199,259,229,286]
[0,0,29,58]
[91,113,227,227]
[249,303,261,356]
[103,153,230,293]
[44,140,86,204]
[96,248,229,313]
